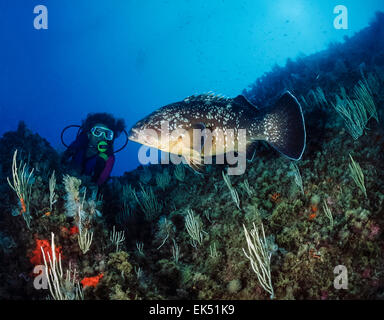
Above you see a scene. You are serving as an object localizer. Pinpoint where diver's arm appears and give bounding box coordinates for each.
[61,147,75,163]
[61,132,88,164]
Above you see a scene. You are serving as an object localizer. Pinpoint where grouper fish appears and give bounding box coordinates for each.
[128,91,306,169]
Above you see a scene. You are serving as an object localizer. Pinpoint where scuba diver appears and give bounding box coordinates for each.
[61,113,127,186]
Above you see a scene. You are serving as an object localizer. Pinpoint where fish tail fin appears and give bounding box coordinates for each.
[260,91,306,160]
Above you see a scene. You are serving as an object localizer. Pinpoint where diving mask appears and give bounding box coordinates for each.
[91,126,114,141]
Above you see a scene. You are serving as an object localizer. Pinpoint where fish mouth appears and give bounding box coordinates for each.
[128,127,139,142]
[128,127,160,148]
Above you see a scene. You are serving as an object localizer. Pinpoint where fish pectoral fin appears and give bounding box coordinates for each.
[183,151,204,172]
[186,159,203,173]
[169,137,185,155]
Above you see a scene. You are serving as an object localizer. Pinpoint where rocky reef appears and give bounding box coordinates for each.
[0,12,383,300]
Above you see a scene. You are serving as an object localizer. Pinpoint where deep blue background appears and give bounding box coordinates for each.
[1,0,383,176]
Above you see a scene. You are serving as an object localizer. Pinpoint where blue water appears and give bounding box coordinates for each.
[1,0,383,176]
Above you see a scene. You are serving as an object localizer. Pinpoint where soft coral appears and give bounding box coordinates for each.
[81,273,104,288]
[29,238,63,266]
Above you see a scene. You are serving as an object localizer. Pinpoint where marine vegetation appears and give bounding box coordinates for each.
[0,12,384,300]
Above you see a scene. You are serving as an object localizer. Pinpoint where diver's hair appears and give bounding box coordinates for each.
[82,112,126,139]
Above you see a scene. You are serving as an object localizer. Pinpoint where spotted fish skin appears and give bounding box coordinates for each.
[128,91,306,161]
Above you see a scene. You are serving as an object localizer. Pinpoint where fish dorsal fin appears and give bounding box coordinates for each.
[183,92,229,104]
[205,91,229,101]
[233,95,258,110]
